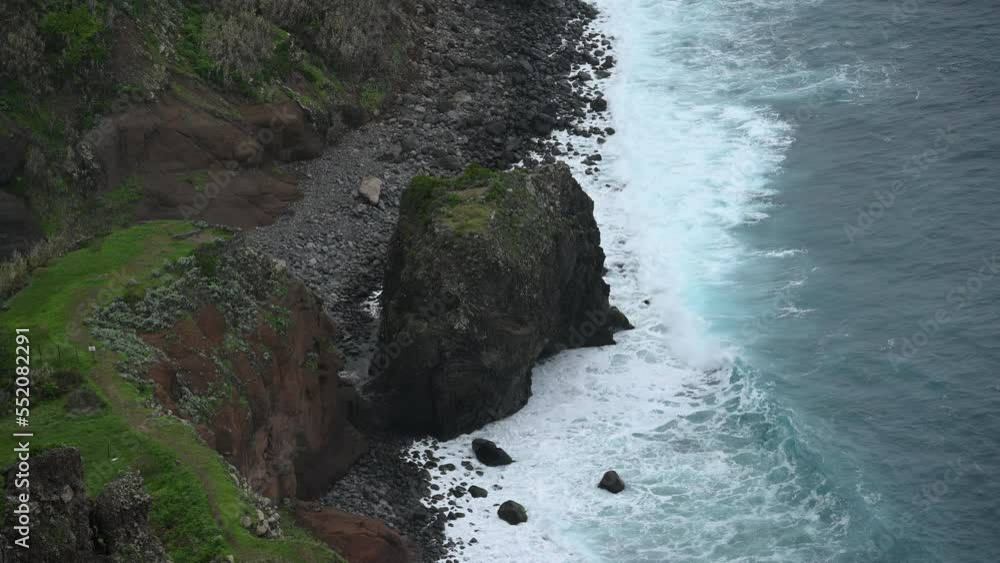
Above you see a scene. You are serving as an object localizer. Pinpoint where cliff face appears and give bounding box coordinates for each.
[370,164,630,439]
[91,244,368,500]
[0,0,417,260]
[0,447,167,563]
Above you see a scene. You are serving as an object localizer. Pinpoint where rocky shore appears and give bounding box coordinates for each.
[241,0,623,560]
[245,0,616,362]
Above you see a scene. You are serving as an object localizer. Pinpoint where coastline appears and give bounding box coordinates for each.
[410,5,627,561]
[243,0,620,560]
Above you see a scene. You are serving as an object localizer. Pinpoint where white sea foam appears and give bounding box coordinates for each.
[420,0,851,560]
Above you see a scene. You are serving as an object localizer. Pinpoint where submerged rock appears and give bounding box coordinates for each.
[471,438,513,466]
[598,470,626,494]
[497,500,528,525]
[370,164,630,438]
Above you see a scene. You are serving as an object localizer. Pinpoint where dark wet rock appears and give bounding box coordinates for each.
[93,472,169,562]
[468,486,488,499]
[0,191,40,260]
[435,155,464,171]
[471,439,513,467]
[497,501,527,525]
[64,387,106,414]
[1,447,94,561]
[0,447,167,562]
[401,135,421,152]
[598,470,625,494]
[370,165,630,439]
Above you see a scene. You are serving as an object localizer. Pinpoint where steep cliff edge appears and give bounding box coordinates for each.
[90,243,369,501]
[369,164,630,439]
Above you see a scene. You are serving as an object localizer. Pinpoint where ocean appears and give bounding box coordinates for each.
[422,0,1000,560]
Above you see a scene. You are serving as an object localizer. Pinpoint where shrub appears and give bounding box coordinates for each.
[39,6,108,69]
[0,233,69,300]
[200,11,274,85]
[0,24,46,89]
[360,83,385,114]
[259,0,310,27]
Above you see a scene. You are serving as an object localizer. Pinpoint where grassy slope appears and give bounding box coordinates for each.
[0,221,342,562]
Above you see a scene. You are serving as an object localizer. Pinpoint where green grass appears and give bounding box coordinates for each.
[264,306,291,335]
[1,221,193,374]
[176,4,215,81]
[441,200,493,234]
[184,170,211,193]
[101,175,145,226]
[360,82,385,114]
[403,165,505,233]
[297,58,347,109]
[0,86,66,149]
[0,222,343,562]
[15,397,229,561]
[269,26,295,79]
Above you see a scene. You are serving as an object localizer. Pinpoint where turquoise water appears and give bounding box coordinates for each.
[425,0,999,561]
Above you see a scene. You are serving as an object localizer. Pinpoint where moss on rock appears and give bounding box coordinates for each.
[372,163,632,438]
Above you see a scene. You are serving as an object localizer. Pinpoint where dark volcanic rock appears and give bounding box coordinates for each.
[497,500,528,525]
[2,447,94,561]
[0,191,40,260]
[598,470,626,494]
[468,486,489,498]
[0,447,167,562]
[64,387,105,414]
[369,164,630,439]
[471,438,513,466]
[93,472,169,562]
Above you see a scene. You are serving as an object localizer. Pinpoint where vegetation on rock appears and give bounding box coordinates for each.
[0,221,345,562]
[372,164,631,438]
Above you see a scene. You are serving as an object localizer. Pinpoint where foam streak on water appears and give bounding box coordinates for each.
[420,1,855,561]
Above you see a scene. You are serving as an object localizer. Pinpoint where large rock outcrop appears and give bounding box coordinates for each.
[370,164,630,438]
[0,447,167,563]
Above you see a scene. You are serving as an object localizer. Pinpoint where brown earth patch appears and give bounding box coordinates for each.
[142,276,367,500]
[86,77,324,229]
[293,502,417,563]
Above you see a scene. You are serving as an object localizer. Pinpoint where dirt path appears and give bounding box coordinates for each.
[68,227,236,542]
